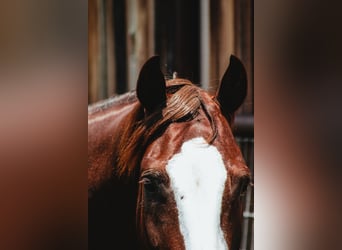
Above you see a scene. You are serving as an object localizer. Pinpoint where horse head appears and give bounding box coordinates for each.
[126,56,251,250]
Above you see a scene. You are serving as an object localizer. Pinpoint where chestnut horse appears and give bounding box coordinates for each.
[88,55,251,250]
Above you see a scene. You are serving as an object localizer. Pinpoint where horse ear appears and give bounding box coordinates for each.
[216,55,247,123]
[137,56,166,113]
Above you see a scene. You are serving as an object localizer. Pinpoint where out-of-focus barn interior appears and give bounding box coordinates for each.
[88,0,253,249]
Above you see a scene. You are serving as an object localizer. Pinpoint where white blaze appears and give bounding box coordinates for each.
[166,137,228,250]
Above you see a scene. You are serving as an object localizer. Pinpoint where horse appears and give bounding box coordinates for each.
[88,55,251,250]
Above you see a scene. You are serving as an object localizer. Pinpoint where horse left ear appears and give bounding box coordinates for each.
[216,55,247,124]
[137,56,166,113]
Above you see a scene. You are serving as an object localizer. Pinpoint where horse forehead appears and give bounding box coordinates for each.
[166,137,227,177]
[141,93,235,169]
[142,120,236,171]
[142,121,213,167]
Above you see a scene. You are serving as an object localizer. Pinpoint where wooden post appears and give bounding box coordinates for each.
[235,0,253,114]
[126,0,155,91]
[209,0,236,91]
[88,0,99,103]
[200,0,210,91]
[106,0,116,96]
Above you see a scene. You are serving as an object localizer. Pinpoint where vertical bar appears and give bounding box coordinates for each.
[148,0,155,56]
[200,0,210,90]
[241,185,253,250]
[98,0,108,99]
[106,0,116,96]
[209,0,235,91]
[136,0,155,79]
[251,222,254,250]
[113,0,127,94]
[234,0,253,115]
[126,0,137,91]
[88,0,99,103]
[126,0,155,91]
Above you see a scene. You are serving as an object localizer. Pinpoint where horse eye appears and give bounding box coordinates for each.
[140,174,169,203]
[140,178,158,193]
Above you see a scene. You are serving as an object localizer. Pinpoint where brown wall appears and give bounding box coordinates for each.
[88,0,253,116]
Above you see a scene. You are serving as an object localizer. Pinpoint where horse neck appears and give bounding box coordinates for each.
[88,100,139,191]
[89,99,142,249]
[88,99,137,128]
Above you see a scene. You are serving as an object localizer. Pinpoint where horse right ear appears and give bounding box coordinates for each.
[216,55,247,124]
[137,56,166,113]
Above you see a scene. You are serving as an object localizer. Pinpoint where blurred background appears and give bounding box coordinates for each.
[88,1,254,249]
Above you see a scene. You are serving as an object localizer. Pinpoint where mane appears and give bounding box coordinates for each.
[116,80,218,178]
[88,91,137,115]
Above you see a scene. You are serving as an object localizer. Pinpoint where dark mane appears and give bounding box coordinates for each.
[116,80,218,178]
[88,91,137,115]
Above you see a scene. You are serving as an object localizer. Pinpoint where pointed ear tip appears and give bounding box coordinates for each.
[140,56,160,69]
[139,56,162,74]
[147,55,160,64]
[229,54,243,64]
